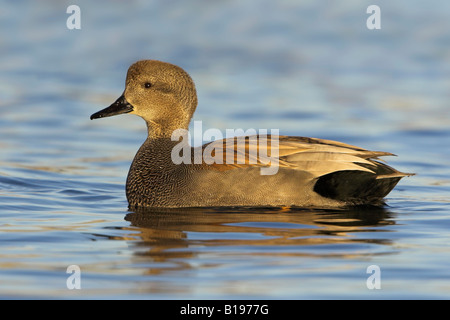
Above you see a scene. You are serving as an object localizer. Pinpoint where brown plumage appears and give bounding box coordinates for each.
[90,60,413,209]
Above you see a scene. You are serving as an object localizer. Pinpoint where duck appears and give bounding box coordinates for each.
[90,59,412,209]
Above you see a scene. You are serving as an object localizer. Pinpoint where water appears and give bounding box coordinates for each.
[1,0,450,299]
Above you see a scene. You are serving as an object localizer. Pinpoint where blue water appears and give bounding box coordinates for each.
[1,0,450,299]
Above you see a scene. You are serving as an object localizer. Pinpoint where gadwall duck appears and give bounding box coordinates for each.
[91,60,412,209]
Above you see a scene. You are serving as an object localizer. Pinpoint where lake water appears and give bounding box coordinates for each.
[1,0,450,299]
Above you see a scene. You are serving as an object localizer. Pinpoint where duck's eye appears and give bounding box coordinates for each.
[144,82,152,88]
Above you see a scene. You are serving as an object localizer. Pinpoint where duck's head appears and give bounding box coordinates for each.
[91,60,198,138]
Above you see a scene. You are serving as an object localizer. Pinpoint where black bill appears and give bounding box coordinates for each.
[90,94,134,120]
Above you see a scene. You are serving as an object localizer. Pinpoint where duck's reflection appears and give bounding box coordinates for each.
[123,206,394,269]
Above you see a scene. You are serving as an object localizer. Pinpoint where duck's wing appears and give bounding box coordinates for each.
[200,135,412,178]
[200,135,413,205]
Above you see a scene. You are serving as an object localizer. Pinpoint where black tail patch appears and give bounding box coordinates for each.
[313,170,401,205]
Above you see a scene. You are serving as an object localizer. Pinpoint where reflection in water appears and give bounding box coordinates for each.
[122,207,394,276]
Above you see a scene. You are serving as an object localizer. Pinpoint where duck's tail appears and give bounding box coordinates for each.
[313,159,414,206]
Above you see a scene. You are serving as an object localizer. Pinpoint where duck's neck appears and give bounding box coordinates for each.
[145,118,190,140]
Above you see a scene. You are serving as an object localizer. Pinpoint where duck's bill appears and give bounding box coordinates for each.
[90,95,134,120]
